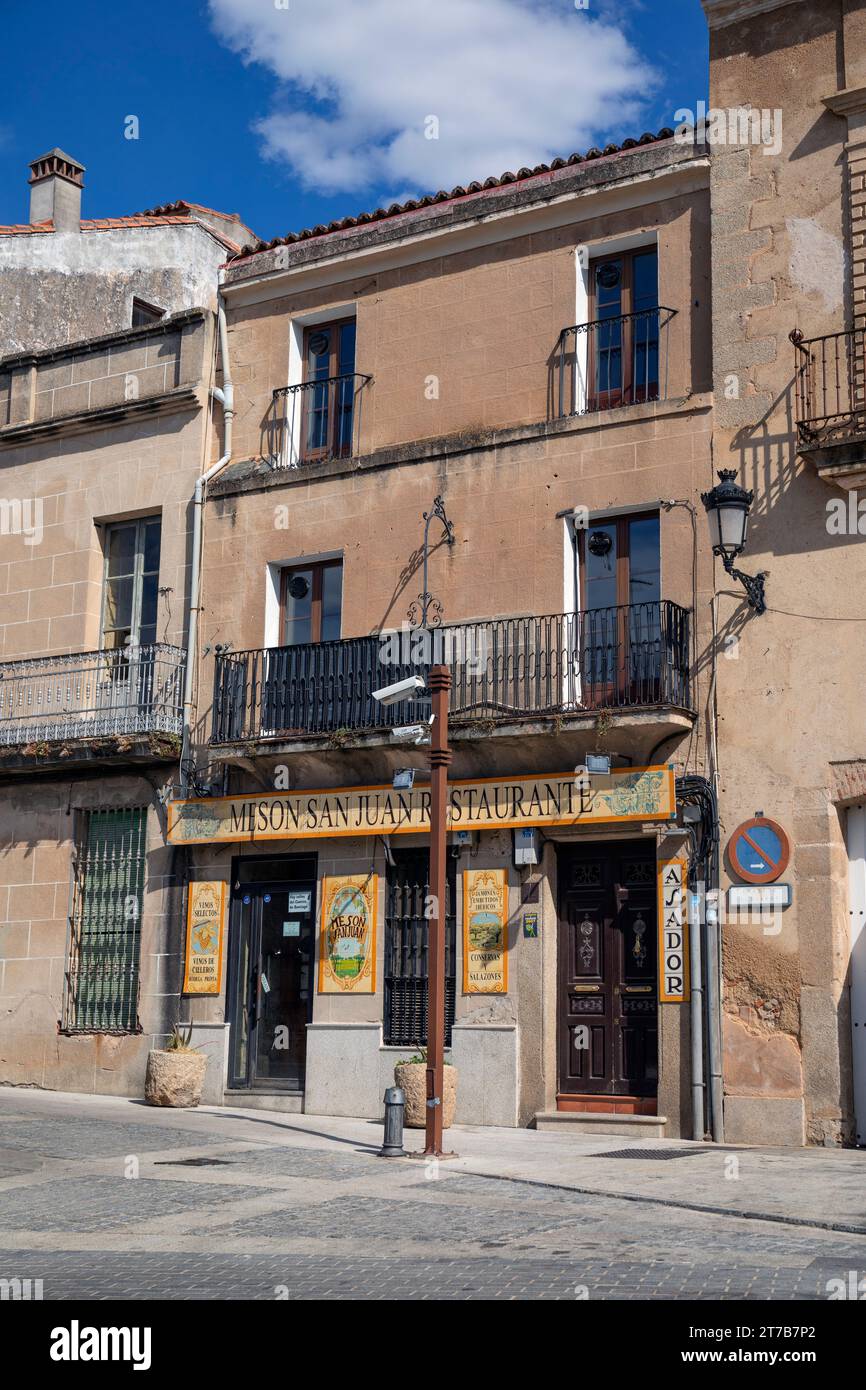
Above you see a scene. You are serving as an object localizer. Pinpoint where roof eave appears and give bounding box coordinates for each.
[223,137,709,291]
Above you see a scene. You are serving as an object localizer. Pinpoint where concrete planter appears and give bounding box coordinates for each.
[394,1061,457,1129]
[145,1049,208,1108]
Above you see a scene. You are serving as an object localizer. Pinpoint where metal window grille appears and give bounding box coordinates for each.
[383,851,456,1048]
[64,808,147,1033]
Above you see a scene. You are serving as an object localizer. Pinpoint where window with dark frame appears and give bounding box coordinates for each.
[589,248,659,409]
[280,558,343,646]
[383,850,457,1048]
[301,318,357,461]
[64,808,147,1033]
[131,297,164,328]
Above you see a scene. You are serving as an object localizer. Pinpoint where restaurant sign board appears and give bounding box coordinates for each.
[167,767,675,845]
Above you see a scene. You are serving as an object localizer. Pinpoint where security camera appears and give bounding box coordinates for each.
[371,675,426,707]
[390,724,430,745]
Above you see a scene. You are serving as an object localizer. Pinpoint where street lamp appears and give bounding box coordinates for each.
[701,469,767,614]
[372,668,453,1158]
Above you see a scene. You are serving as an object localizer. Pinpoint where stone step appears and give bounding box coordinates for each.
[222,1090,305,1113]
[534,1110,668,1140]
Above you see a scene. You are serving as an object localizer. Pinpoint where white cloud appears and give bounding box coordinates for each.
[208,0,659,199]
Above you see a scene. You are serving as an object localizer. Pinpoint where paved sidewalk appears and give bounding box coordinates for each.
[3,1087,865,1231]
[1,1087,864,1299]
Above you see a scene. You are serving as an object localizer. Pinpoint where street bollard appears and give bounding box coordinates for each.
[378,1086,406,1157]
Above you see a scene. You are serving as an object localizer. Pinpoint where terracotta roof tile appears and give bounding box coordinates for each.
[0,210,240,251]
[0,218,54,234]
[230,128,678,262]
[139,199,242,220]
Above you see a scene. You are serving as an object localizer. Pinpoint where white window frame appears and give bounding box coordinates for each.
[570,232,659,416]
[264,551,344,649]
[280,305,358,469]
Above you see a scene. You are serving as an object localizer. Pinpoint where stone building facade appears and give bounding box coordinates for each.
[0,152,254,1093]
[2,2,866,1148]
[702,0,866,1146]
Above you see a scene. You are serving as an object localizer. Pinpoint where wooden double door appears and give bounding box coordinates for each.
[557,842,658,1099]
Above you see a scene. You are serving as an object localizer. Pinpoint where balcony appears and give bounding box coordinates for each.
[211,603,692,767]
[0,309,207,445]
[0,644,185,773]
[791,326,866,487]
[555,308,677,419]
[267,372,372,468]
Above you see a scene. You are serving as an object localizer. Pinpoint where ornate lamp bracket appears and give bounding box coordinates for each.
[720,553,767,615]
[407,495,455,628]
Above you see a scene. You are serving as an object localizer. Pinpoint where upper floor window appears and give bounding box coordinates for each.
[281,559,342,645]
[576,511,662,701]
[578,511,660,615]
[302,319,357,461]
[101,517,161,652]
[131,297,164,328]
[590,249,659,409]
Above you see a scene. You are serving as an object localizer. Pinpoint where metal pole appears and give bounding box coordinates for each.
[424,664,452,1157]
[705,896,725,1143]
[689,886,705,1140]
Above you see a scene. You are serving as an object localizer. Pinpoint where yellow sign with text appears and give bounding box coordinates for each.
[167,767,675,845]
[182,880,226,996]
[318,874,377,994]
[657,857,690,1003]
[463,867,508,994]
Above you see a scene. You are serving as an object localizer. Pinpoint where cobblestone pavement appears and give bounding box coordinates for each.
[1,1090,865,1301]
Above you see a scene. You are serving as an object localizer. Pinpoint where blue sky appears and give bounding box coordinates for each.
[0,0,709,243]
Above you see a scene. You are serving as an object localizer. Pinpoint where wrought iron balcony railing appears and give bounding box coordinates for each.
[555,307,677,419]
[211,602,691,744]
[0,644,185,747]
[268,372,372,468]
[790,326,866,449]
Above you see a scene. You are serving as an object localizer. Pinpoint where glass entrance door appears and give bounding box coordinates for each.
[227,872,316,1091]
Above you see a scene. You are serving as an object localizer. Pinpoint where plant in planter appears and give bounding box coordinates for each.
[394,1046,457,1129]
[144,1023,208,1109]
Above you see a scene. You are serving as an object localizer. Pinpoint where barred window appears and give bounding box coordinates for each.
[64,808,147,1033]
[383,850,456,1048]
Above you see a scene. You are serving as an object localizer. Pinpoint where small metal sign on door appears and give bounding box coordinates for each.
[657,857,690,1003]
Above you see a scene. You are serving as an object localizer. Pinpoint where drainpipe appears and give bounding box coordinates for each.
[688,882,705,1140]
[705,872,725,1144]
[678,776,722,1143]
[180,291,234,794]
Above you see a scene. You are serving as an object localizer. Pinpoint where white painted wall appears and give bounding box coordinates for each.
[0,225,227,357]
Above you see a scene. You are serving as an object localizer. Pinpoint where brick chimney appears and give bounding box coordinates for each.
[28,148,85,230]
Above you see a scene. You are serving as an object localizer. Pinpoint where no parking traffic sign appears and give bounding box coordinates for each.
[728,816,790,885]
